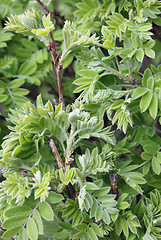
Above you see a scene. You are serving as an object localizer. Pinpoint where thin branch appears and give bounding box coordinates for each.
[49,32,65,109]
[36,0,65,28]
[36,0,49,14]
[49,32,57,66]
[21,172,34,178]
[47,138,65,169]
[109,173,118,200]
[36,0,65,108]
[51,10,65,28]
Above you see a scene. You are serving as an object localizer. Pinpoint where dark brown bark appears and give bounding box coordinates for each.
[110,173,118,200]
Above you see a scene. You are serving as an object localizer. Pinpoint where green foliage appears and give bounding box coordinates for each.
[1,0,161,240]
[0,30,13,48]
[0,0,22,19]
[0,172,31,205]
[133,68,161,119]
[77,148,111,176]
[60,20,99,65]
[74,0,101,31]
[5,9,55,45]
[0,77,29,110]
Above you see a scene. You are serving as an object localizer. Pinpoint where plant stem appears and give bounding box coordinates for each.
[36,0,64,28]
[37,1,65,107]
[21,172,34,178]
[110,173,118,200]
[49,32,65,109]
[36,0,49,14]
[47,138,64,169]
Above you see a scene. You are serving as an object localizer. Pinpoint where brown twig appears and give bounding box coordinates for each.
[47,138,64,169]
[21,172,34,178]
[49,32,65,109]
[47,139,76,199]
[36,0,65,28]
[36,0,49,14]
[110,173,118,200]
[36,0,65,108]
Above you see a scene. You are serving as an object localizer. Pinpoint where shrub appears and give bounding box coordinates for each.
[1,0,161,239]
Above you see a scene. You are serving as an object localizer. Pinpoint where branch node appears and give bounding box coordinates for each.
[65,157,73,170]
[53,98,59,106]
[47,138,65,169]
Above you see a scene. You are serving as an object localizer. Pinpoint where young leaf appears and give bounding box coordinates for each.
[33,210,43,235]
[78,69,98,79]
[2,216,26,229]
[145,48,155,58]
[140,91,153,112]
[147,77,154,90]
[152,157,160,175]
[47,191,64,203]
[5,206,32,218]
[122,218,129,238]
[5,10,55,45]
[0,94,8,102]
[39,201,54,221]
[95,205,103,221]
[72,209,82,226]
[8,79,25,89]
[149,94,158,119]
[18,228,28,240]
[136,49,144,62]
[27,218,38,240]
[87,227,98,240]
[142,68,152,88]
[103,209,111,224]
[2,226,21,239]
[116,216,123,236]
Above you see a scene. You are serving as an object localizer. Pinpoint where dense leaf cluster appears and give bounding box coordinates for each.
[1,0,161,239]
